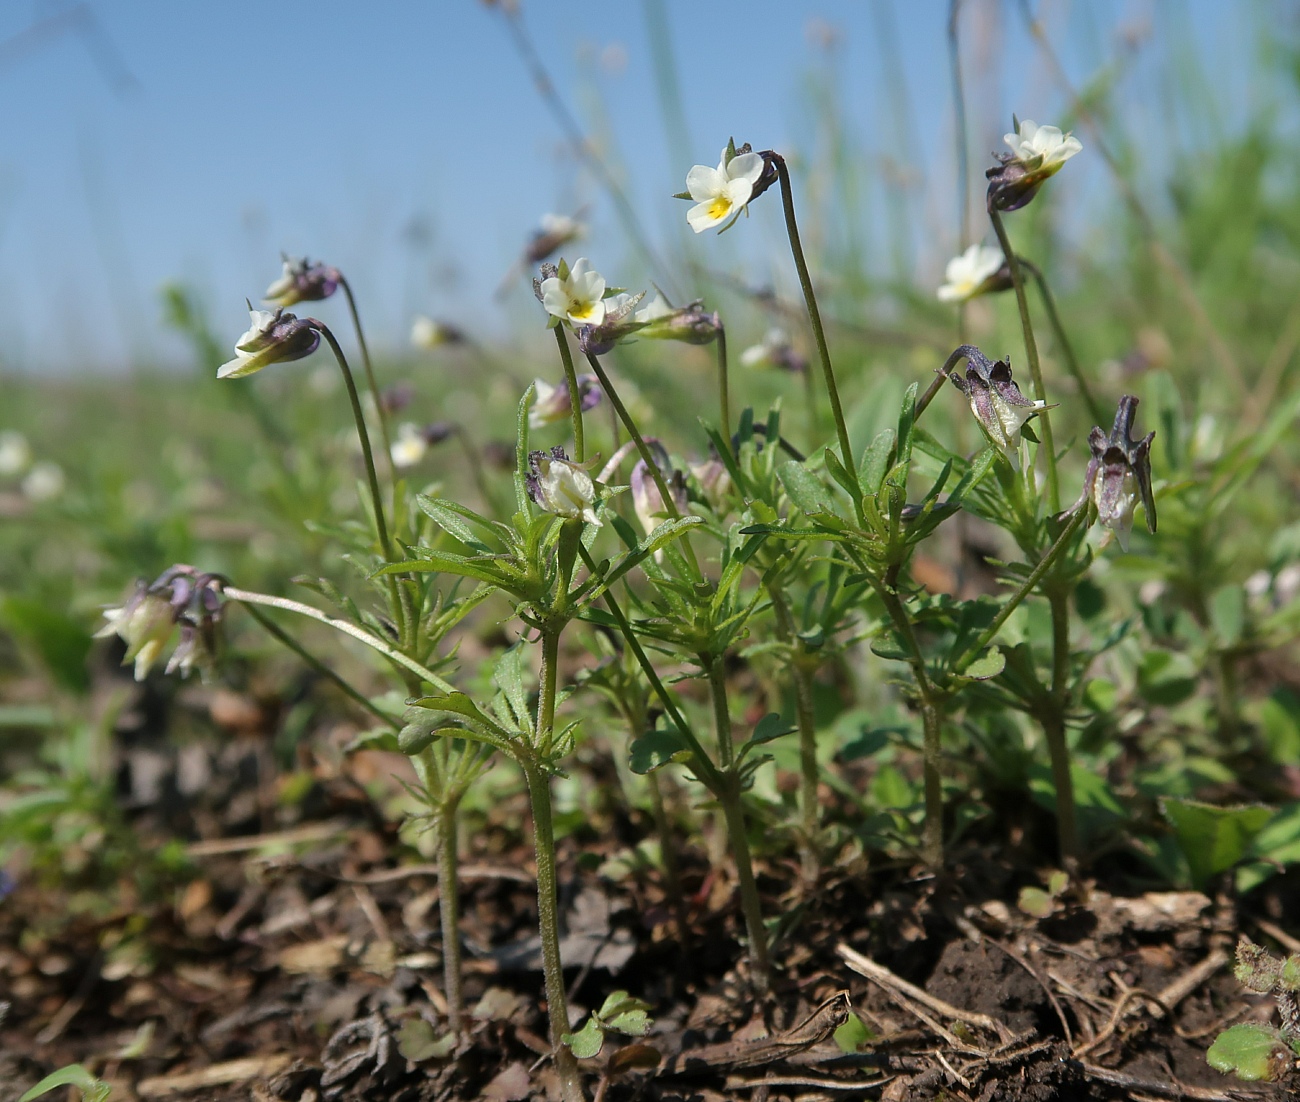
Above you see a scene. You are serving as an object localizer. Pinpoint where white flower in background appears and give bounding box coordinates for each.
[410,315,465,348]
[217,307,320,380]
[0,431,32,476]
[538,212,582,241]
[526,446,600,526]
[937,244,1007,303]
[1003,120,1082,176]
[740,327,805,373]
[540,258,607,327]
[391,422,454,469]
[685,146,765,234]
[21,461,64,502]
[529,375,602,428]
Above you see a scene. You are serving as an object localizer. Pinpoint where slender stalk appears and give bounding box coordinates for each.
[553,326,586,463]
[1019,259,1105,426]
[986,210,1059,512]
[524,762,584,1102]
[337,273,393,478]
[950,508,1088,674]
[311,321,393,561]
[947,0,970,254]
[1044,585,1079,863]
[706,661,771,993]
[866,574,948,868]
[771,152,856,487]
[576,544,722,791]
[715,323,731,454]
[438,802,465,1035]
[239,602,397,729]
[768,585,821,880]
[916,344,982,422]
[223,587,455,693]
[528,623,584,1102]
[582,351,702,581]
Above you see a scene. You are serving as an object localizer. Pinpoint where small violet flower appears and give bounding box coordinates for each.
[217,306,320,380]
[948,345,1052,465]
[1077,395,1156,552]
[97,566,225,681]
[263,255,341,308]
[391,422,455,469]
[526,446,600,526]
[682,141,767,234]
[937,244,1011,303]
[631,440,688,539]
[529,375,603,428]
[986,118,1083,212]
[539,258,607,328]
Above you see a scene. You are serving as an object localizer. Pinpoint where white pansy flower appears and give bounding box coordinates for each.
[22,461,65,502]
[685,146,765,234]
[392,423,430,469]
[937,244,1008,303]
[217,307,320,380]
[0,431,31,477]
[1003,120,1082,175]
[526,446,600,526]
[540,258,607,327]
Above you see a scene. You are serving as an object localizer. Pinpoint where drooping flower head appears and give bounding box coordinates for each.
[631,439,688,538]
[740,327,806,374]
[986,118,1083,212]
[937,244,1011,303]
[391,422,455,469]
[948,344,1053,466]
[217,306,320,379]
[263,255,341,308]
[633,294,722,345]
[680,140,768,234]
[526,446,600,526]
[97,566,225,681]
[1078,395,1156,551]
[576,291,647,356]
[523,212,586,265]
[529,375,603,428]
[538,258,607,328]
[689,450,733,512]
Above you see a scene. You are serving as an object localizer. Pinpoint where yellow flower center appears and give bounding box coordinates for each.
[569,299,597,321]
[706,196,733,221]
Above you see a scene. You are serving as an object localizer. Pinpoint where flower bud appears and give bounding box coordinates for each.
[631,440,688,538]
[689,452,732,511]
[263,256,341,308]
[948,345,1052,466]
[217,306,320,379]
[633,295,722,345]
[97,566,225,681]
[1079,395,1156,551]
[529,375,603,428]
[526,446,600,526]
[575,291,647,356]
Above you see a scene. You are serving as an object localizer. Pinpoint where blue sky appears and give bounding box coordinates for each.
[0,0,1270,373]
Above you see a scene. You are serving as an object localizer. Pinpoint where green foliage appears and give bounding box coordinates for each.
[19,1065,112,1102]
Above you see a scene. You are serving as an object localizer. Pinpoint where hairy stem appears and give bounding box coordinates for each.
[716,323,732,454]
[987,210,1059,512]
[337,273,393,481]
[1020,259,1105,426]
[1044,585,1079,863]
[438,802,465,1035]
[553,326,586,463]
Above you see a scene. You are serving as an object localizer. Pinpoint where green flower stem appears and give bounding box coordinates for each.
[337,273,394,481]
[772,152,856,489]
[1044,584,1079,863]
[862,571,948,869]
[988,209,1059,513]
[575,544,721,791]
[950,508,1088,675]
[768,585,821,879]
[716,323,732,456]
[529,624,585,1102]
[312,322,394,562]
[706,660,771,993]
[223,587,456,694]
[437,795,466,1035]
[582,351,703,582]
[1019,259,1105,426]
[552,326,586,464]
[915,344,981,421]
[523,761,584,1102]
[239,602,398,730]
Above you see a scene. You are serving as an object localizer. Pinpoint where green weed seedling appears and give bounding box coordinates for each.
[1207,939,1300,1082]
